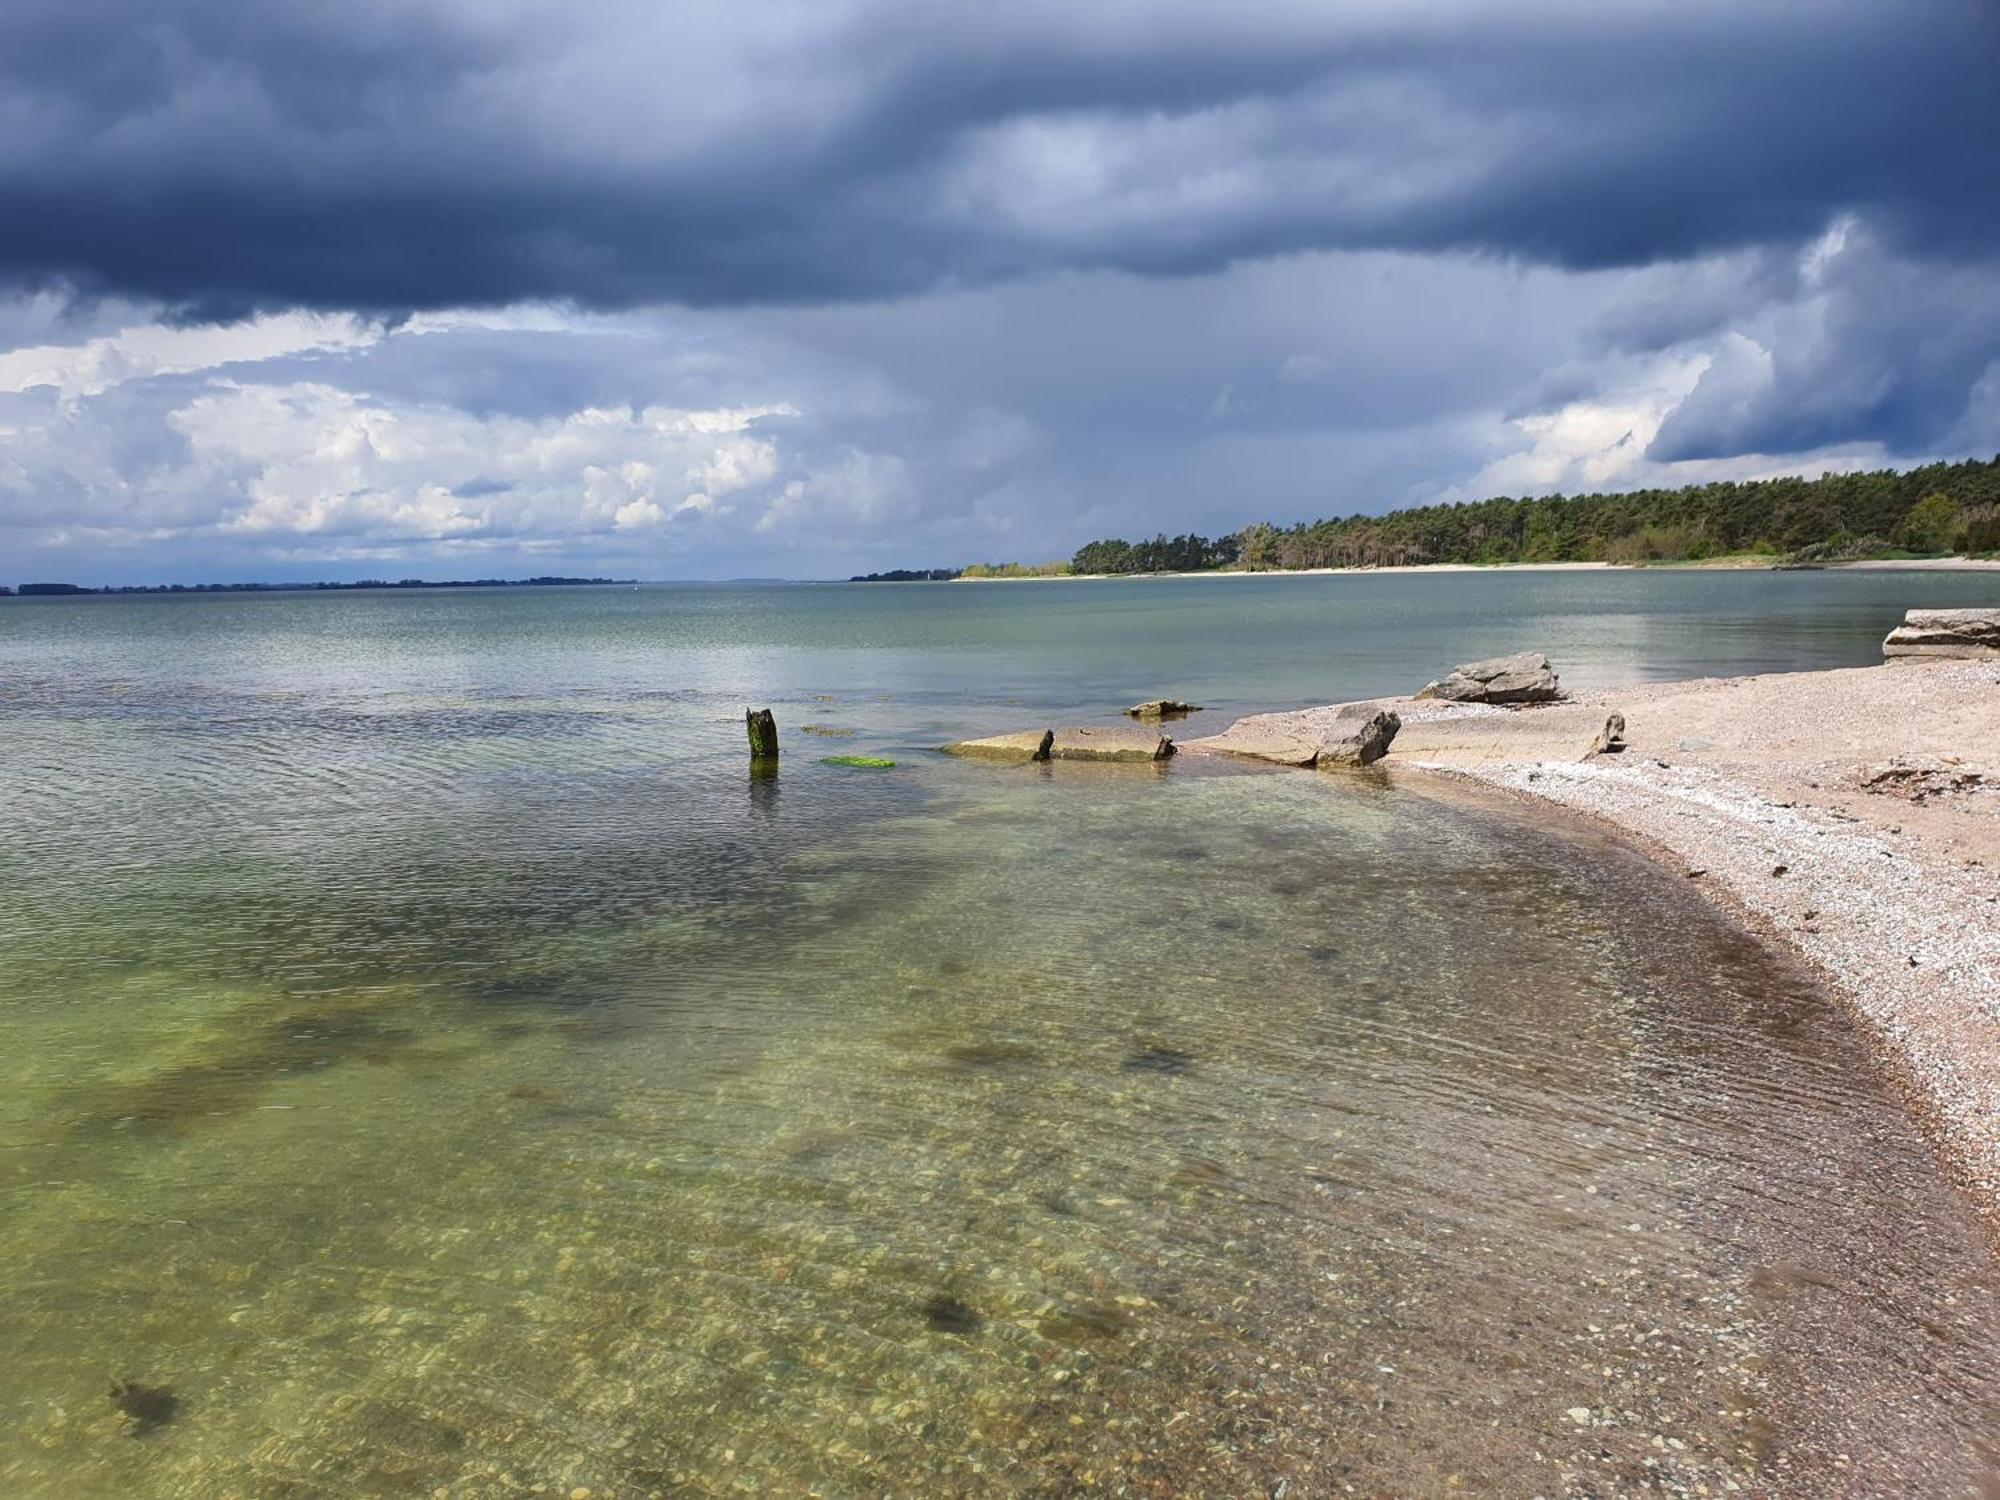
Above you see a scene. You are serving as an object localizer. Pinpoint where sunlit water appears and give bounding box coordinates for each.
[2,575,1997,1497]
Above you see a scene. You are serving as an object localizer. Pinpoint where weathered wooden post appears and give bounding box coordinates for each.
[746,708,779,762]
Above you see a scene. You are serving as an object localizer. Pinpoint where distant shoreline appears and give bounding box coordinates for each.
[2,576,635,598]
[942,556,2000,582]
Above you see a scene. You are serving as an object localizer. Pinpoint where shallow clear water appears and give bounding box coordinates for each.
[2,576,1996,1496]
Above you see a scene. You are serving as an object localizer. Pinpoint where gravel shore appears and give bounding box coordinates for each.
[1198,660,2000,1230]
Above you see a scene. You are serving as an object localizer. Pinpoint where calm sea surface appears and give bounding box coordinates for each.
[3,572,1997,1496]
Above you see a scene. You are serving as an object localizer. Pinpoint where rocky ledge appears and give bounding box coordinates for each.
[1883,608,2000,660]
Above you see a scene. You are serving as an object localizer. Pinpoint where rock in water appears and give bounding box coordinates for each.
[1882,608,2000,660]
[1050,726,1175,762]
[109,1379,180,1436]
[1126,699,1202,719]
[1316,709,1400,768]
[1417,651,1566,704]
[745,708,780,759]
[942,729,1054,762]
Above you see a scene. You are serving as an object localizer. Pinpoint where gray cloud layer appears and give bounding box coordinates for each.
[4,0,1995,314]
[2,2,1997,581]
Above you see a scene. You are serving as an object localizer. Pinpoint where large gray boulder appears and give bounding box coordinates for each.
[1316,710,1400,769]
[1882,608,2000,660]
[1417,651,1565,704]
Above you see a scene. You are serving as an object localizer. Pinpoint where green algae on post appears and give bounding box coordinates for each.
[820,755,894,769]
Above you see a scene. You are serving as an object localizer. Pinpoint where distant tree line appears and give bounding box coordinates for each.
[960,559,1071,578]
[1063,456,2000,573]
[1071,533,1242,575]
[851,567,963,582]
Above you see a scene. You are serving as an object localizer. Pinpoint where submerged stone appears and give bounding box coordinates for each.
[1126,699,1202,719]
[941,729,1053,763]
[1050,726,1174,762]
[1039,1302,1131,1342]
[923,1294,983,1334]
[109,1379,180,1436]
[1123,1046,1194,1075]
[941,1039,1041,1069]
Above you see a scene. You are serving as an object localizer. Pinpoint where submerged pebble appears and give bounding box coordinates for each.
[1122,1046,1195,1075]
[923,1295,983,1335]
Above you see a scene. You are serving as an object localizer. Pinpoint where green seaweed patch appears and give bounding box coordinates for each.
[820,755,895,769]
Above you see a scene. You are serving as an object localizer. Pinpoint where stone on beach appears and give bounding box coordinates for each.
[1588,712,1628,758]
[1051,725,1175,762]
[1417,650,1566,704]
[1316,709,1401,769]
[1881,608,2000,659]
[1126,699,1202,719]
[942,729,1053,762]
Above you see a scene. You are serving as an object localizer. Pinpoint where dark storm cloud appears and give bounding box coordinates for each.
[1647,223,2000,460]
[2,0,1994,315]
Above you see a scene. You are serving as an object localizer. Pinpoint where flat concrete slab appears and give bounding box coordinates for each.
[1179,729,1321,766]
[941,729,1053,762]
[1050,725,1174,762]
[1390,704,1625,764]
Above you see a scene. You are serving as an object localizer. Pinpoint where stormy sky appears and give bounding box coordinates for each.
[3,0,1997,581]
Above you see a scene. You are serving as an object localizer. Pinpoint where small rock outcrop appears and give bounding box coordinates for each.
[1316,710,1400,769]
[942,730,1054,762]
[1587,712,1627,758]
[1051,726,1175,762]
[1126,699,1202,720]
[1417,651,1565,704]
[1882,608,2000,660]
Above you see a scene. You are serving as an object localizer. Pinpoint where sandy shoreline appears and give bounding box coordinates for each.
[1192,660,2000,1230]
